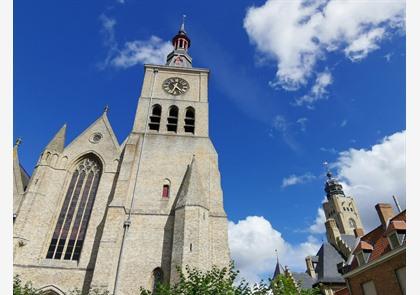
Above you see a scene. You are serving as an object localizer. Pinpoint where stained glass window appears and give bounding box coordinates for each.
[46,157,102,261]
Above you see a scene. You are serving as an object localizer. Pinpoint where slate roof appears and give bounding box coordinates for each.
[340,234,357,250]
[314,242,346,283]
[291,272,316,289]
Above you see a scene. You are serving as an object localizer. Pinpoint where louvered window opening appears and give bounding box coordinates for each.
[149,105,162,131]
[46,158,102,261]
[167,106,178,132]
[184,108,195,134]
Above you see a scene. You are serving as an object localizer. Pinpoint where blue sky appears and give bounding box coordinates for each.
[14,0,406,282]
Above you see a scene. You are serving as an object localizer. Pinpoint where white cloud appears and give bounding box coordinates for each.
[335,130,406,230]
[111,36,173,68]
[295,70,333,107]
[228,216,320,283]
[282,172,316,188]
[244,0,405,93]
[271,115,300,152]
[308,208,326,234]
[99,15,172,69]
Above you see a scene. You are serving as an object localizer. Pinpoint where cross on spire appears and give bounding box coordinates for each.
[323,161,332,180]
[180,14,186,32]
[103,105,109,114]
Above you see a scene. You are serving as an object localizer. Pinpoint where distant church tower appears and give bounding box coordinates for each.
[13,19,230,295]
[322,169,363,235]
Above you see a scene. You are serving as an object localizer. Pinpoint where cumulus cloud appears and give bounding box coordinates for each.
[243,0,405,96]
[282,173,316,188]
[308,208,327,234]
[99,15,172,69]
[295,70,333,108]
[111,36,172,68]
[334,130,406,230]
[228,216,320,283]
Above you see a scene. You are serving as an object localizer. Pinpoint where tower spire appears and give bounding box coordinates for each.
[166,15,192,68]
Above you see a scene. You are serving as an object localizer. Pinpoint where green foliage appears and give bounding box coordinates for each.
[139,262,321,295]
[13,276,39,295]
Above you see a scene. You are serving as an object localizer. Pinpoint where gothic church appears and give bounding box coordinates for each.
[13,22,230,295]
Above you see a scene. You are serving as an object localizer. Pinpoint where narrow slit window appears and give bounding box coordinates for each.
[184,107,195,134]
[167,106,178,132]
[149,104,162,131]
[46,156,102,261]
[162,185,170,198]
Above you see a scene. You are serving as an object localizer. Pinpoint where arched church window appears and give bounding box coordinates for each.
[162,179,170,198]
[46,156,102,261]
[149,104,162,131]
[349,218,356,229]
[184,107,195,134]
[152,268,164,293]
[167,106,179,132]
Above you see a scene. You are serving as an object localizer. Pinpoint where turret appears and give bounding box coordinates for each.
[166,15,193,68]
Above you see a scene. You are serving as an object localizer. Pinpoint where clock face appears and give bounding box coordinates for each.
[162,77,189,95]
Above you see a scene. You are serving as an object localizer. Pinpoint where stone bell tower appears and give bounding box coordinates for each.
[322,167,364,236]
[89,18,230,295]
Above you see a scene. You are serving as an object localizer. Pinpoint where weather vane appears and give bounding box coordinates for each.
[323,161,332,179]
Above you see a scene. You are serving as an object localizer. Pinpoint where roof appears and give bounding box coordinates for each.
[334,287,350,295]
[291,272,316,289]
[340,234,357,250]
[349,210,406,271]
[314,242,346,283]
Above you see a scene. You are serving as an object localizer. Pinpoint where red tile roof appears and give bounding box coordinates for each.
[350,210,406,271]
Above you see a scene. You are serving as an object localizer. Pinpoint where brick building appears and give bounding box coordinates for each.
[336,204,406,295]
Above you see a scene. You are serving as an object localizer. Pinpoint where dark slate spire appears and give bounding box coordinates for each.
[166,15,192,68]
[272,249,284,279]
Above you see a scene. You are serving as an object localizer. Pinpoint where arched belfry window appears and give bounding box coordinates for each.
[184,107,195,134]
[46,156,102,261]
[167,106,179,132]
[152,268,164,293]
[149,104,162,131]
[349,218,356,229]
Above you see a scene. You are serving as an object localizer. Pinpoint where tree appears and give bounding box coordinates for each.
[13,276,39,295]
[139,262,321,295]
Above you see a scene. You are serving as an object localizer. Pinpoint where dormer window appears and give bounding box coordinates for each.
[356,250,371,266]
[386,220,406,250]
[355,241,373,266]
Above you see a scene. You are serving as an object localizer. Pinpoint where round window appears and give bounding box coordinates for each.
[89,133,103,144]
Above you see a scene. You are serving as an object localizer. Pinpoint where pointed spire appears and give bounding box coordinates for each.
[15,137,22,148]
[175,156,209,210]
[273,249,285,279]
[103,105,109,115]
[45,124,67,153]
[180,14,186,32]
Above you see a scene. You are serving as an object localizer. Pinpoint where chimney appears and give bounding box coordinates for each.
[354,228,364,238]
[375,203,395,227]
[305,256,316,279]
[325,218,340,246]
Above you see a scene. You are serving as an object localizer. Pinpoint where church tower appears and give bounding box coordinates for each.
[322,170,363,235]
[13,19,230,295]
[89,19,230,294]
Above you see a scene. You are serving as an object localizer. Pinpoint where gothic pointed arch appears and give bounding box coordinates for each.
[38,285,66,295]
[46,153,103,261]
[149,104,162,131]
[167,105,179,132]
[184,107,195,134]
[152,267,164,293]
